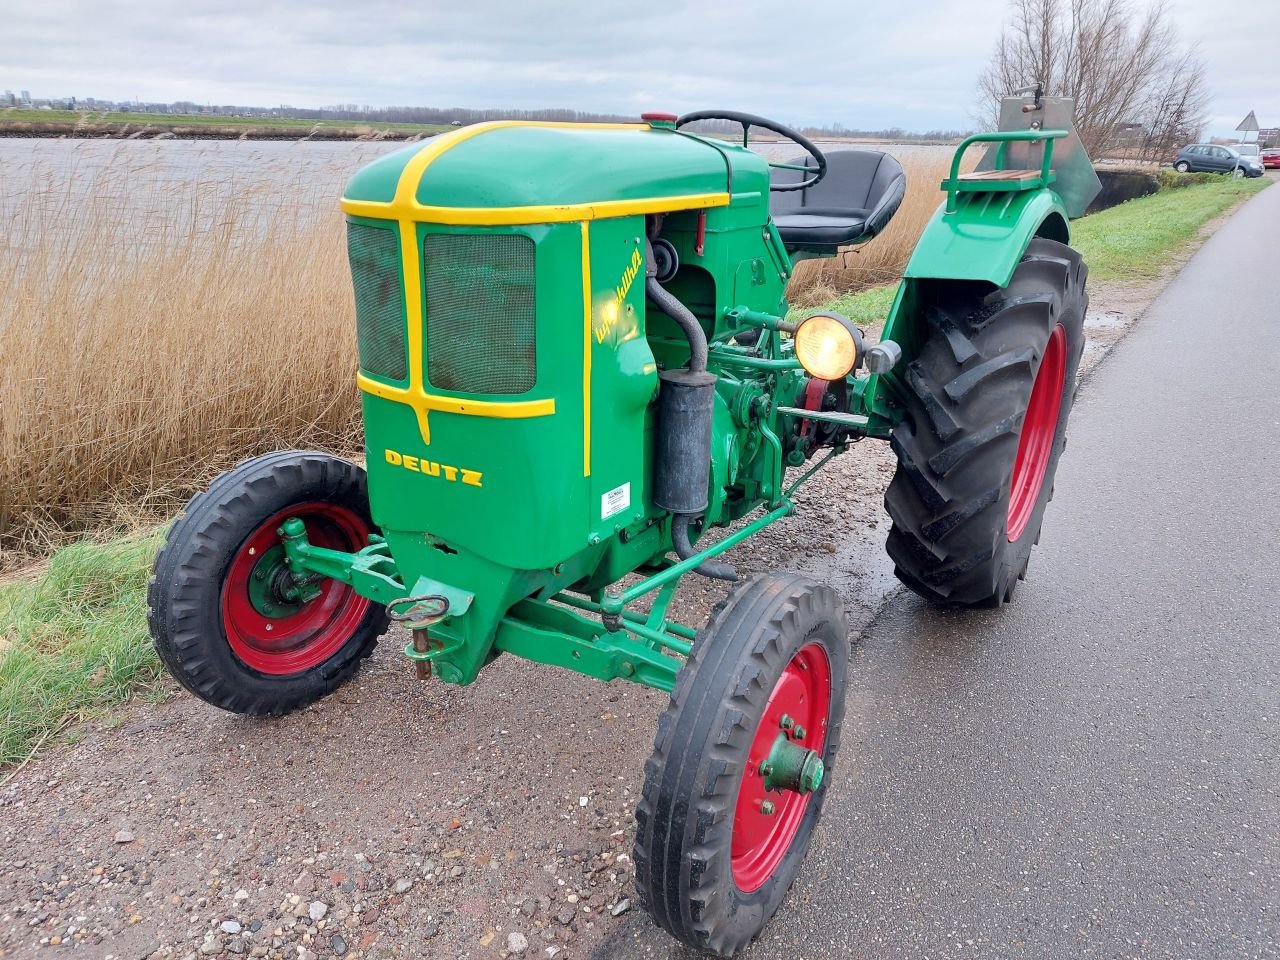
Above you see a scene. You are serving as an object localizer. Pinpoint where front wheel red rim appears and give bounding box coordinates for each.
[731,641,832,893]
[221,503,372,676]
[1008,324,1067,542]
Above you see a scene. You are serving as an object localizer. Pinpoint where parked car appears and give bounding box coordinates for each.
[1262,146,1280,169]
[1173,143,1264,177]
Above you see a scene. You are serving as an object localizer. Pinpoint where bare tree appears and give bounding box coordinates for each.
[977,0,1208,159]
[1136,47,1211,161]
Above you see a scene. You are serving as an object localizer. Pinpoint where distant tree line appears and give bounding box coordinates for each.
[103,101,968,141]
[680,117,971,142]
[110,101,639,125]
[294,105,637,125]
[978,0,1209,162]
[799,125,971,142]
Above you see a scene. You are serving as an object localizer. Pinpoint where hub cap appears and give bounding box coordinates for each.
[222,503,372,676]
[731,641,832,893]
[1008,324,1067,542]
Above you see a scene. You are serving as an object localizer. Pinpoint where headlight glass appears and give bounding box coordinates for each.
[793,313,862,380]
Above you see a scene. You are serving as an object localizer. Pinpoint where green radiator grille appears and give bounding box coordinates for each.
[347,223,407,382]
[424,234,536,395]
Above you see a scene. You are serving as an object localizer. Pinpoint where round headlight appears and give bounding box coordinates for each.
[793,312,863,381]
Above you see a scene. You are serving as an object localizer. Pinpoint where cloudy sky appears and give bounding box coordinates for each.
[1,0,1274,137]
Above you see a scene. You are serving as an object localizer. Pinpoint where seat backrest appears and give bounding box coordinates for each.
[771,149,904,214]
[771,149,907,241]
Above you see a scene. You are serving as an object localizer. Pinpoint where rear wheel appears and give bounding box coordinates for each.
[634,573,847,956]
[884,238,1087,607]
[148,451,388,715]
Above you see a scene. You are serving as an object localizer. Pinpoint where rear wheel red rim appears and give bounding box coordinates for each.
[1008,323,1067,542]
[222,503,372,676]
[731,641,832,893]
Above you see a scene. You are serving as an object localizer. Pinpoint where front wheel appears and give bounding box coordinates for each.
[1174,160,1191,173]
[633,573,848,956]
[148,451,389,715]
[884,238,1087,607]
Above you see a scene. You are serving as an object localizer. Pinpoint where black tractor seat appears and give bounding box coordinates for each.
[770,150,907,254]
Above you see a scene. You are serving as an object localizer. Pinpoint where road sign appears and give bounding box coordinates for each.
[1236,110,1259,132]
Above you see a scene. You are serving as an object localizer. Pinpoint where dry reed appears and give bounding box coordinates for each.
[787,151,960,307]
[0,146,360,563]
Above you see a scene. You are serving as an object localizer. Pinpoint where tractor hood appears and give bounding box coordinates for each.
[343,121,766,217]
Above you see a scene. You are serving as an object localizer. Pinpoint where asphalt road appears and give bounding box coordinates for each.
[600,183,1280,960]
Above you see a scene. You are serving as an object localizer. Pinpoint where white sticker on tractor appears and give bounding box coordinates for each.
[601,482,631,520]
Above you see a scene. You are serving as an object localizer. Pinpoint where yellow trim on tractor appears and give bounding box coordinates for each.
[349,119,722,447]
[341,192,732,225]
[580,221,592,478]
[357,374,556,446]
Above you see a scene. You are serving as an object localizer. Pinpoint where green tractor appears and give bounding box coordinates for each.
[150,92,1099,954]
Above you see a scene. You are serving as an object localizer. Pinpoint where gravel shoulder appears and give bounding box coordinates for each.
[0,217,1227,960]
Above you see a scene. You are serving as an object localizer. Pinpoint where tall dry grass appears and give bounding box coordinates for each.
[787,151,960,306]
[0,147,360,563]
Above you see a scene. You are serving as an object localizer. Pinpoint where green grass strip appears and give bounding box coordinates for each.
[1071,176,1270,282]
[0,529,165,767]
[788,283,898,331]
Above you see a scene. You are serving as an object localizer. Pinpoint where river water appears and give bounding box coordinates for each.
[0,136,954,210]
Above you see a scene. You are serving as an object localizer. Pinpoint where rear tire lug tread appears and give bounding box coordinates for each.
[882,238,1086,608]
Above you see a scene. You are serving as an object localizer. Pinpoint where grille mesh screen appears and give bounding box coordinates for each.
[425,234,536,394]
[347,223,407,382]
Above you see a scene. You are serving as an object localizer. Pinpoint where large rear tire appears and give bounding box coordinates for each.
[884,238,1087,607]
[633,573,848,956]
[148,451,389,715]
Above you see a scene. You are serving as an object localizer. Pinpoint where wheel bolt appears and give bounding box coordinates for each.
[793,725,806,740]
[779,714,794,731]
[759,761,773,777]
[760,801,776,815]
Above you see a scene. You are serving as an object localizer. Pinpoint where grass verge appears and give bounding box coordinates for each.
[0,529,165,769]
[1071,176,1270,282]
[788,283,898,333]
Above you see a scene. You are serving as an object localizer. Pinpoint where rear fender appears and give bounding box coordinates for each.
[882,187,1069,350]
[861,188,1069,426]
[901,187,1069,289]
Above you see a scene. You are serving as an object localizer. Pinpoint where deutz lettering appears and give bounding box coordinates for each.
[385,449,483,487]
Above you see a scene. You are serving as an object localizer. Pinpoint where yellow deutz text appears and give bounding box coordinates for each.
[385,449,483,487]
[592,246,644,344]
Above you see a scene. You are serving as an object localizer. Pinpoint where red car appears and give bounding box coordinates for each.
[1263,146,1280,169]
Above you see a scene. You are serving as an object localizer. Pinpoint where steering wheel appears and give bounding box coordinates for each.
[676,109,827,192]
